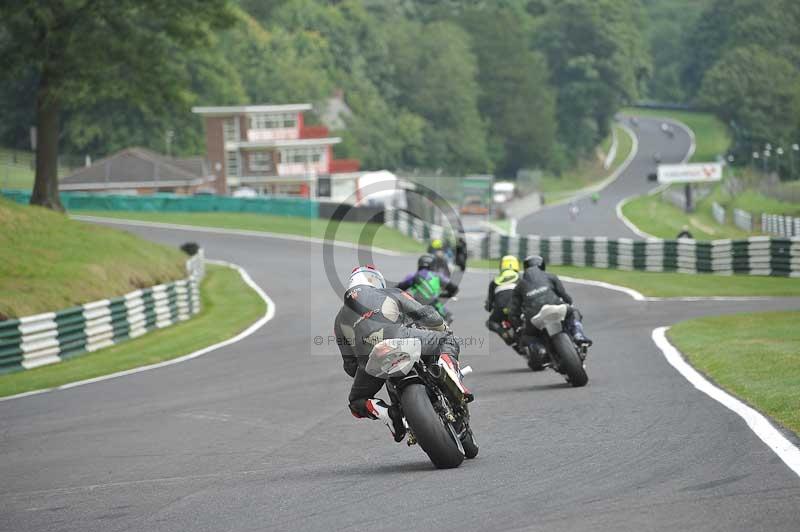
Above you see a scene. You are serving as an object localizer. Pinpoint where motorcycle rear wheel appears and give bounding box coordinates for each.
[552,333,588,387]
[402,384,465,469]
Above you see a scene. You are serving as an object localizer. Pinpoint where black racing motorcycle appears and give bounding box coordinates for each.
[519,304,589,387]
[365,338,477,468]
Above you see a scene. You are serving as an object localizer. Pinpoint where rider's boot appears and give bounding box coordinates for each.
[572,319,593,346]
[366,399,406,442]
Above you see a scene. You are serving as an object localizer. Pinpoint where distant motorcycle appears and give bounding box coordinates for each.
[366,336,478,468]
[519,304,589,387]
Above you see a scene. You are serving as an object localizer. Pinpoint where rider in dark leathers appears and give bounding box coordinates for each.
[509,255,591,354]
[334,265,462,442]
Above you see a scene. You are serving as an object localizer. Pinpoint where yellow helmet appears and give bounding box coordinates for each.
[499,255,520,272]
[430,238,443,250]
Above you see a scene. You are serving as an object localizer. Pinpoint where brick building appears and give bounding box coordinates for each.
[192,103,359,197]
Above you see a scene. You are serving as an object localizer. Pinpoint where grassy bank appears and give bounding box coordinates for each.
[621,191,753,240]
[470,260,800,298]
[0,198,187,318]
[0,264,266,398]
[717,169,800,217]
[622,108,731,163]
[621,172,800,241]
[668,311,800,435]
[76,210,426,253]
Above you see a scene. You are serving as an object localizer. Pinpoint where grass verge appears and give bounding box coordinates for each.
[0,198,187,318]
[76,210,426,254]
[0,264,266,398]
[668,311,800,435]
[469,260,800,298]
[0,147,71,190]
[717,169,800,217]
[621,191,753,240]
[622,108,731,163]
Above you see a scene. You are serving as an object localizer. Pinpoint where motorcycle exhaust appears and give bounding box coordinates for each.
[428,363,472,379]
[428,362,471,403]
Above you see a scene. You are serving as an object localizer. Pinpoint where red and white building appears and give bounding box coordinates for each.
[192,103,359,197]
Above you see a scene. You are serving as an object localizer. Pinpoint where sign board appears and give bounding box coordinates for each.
[657,163,723,184]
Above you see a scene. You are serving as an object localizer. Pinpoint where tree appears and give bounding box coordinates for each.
[639,0,712,102]
[0,1,236,210]
[699,45,800,155]
[460,7,557,175]
[387,20,490,173]
[537,0,650,156]
[683,0,800,98]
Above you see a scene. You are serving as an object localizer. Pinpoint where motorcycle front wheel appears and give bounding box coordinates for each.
[552,333,588,387]
[401,384,465,469]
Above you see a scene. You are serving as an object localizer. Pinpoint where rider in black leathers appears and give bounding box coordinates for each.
[509,255,591,354]
[334,265,462,442]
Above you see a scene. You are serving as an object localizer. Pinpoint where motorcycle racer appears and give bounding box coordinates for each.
[484,256,521,347]
[397,254,459,324]
[509,255,592,351]
[333,265,463,442]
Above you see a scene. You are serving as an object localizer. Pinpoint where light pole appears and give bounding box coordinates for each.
[763,150,770,173]
[753,151,759,172]
[792,144,799,180]
[776,147,784,178]
[165,130,175,157]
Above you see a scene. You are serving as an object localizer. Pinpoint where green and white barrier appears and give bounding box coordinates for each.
[385,208,800,277]
[762,213,800,237]
[0,251,204,374]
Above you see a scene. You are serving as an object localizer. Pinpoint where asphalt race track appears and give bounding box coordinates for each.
[517,116,692,239]
[2,116,800,531]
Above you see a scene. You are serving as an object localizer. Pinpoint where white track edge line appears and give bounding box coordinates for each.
[558,275,646,301]
[652,327,800,478]
[614,114,696,240]
[70,215,409,257]
[518,122,640,218]
[467,267,777,303]
[0,259,275,403]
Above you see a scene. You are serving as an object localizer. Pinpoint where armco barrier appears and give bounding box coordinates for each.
[1,191,318,218]
[385,208,800,277]
[0,250,205,374]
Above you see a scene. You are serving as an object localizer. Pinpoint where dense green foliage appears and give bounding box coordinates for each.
[1,0,653,188]
[640,0,711,102]
[688,0,800,174]
[0,0,239,208]
[641,0,800,177]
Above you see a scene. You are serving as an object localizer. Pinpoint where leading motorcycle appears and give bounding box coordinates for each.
[518,304,589,387]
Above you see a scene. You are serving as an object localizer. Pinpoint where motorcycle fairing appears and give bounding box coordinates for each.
[365,338,422,378]
[530,304,568,336]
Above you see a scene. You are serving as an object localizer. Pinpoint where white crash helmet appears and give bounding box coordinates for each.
[347,264,386,290]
